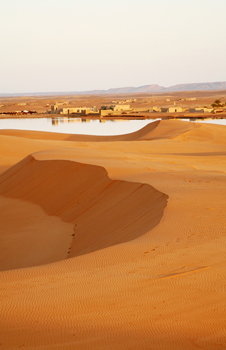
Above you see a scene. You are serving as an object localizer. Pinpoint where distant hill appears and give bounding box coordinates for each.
[165,82,226,92]
[1,81,226,97]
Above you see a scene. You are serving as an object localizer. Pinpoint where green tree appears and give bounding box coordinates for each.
[211,99,223,108]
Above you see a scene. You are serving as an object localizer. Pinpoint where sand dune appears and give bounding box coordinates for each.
[0,118,223,144]
[0,120,226,349]
[0,154,167,270]
[0,120,161,141]
[0,119,195,142]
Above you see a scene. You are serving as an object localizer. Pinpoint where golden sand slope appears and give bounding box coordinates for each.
[0,120,226,350]
[0,119,160,141]
[0,118,193,141]
[0,154,167,271]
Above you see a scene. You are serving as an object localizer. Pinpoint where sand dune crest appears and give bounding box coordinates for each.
[0,120,160,141]
[0,119,197,142]
[0,120,226,349]
[0,153,168,271]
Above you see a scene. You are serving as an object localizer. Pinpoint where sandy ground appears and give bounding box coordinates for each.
[1,89,226,114]
[0,120,226,349]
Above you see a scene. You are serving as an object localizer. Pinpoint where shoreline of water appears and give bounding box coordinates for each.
[0,117,225,136]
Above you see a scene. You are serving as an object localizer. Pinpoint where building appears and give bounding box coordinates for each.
[189,108,213,113]
[51,104,99,115]
[160,106,183,113]
[100,104,131,116]
[152,106,161,112]
[61,107,91,115]
[101,104,130,112]
[100,109,113,117]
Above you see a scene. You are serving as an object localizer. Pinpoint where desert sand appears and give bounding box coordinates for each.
[0,119,226,349]
[1,89,226,116]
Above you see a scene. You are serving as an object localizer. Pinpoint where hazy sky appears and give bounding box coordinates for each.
[1,0,226,93]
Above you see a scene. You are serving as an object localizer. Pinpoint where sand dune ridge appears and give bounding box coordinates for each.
[0,153,168,271]
[1,120,226,349]
[0,119,198,142]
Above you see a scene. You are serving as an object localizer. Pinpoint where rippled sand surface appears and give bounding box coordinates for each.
[0,120,226,349]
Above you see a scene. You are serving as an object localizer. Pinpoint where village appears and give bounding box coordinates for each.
[0,92,226,119]
[50,99,217,117]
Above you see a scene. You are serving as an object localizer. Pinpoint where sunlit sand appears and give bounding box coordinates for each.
[0,119,226,349]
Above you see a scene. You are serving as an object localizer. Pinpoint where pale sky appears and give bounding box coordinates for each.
[1,0,226,93]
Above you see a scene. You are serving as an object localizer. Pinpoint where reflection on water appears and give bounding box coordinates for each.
[179,117,226,125]
[0,117,225,136]
[52,118,59,125]
[49,117,143,135]
[51,117,131,125]
[52,117,95,125]
[0,117,158,136]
